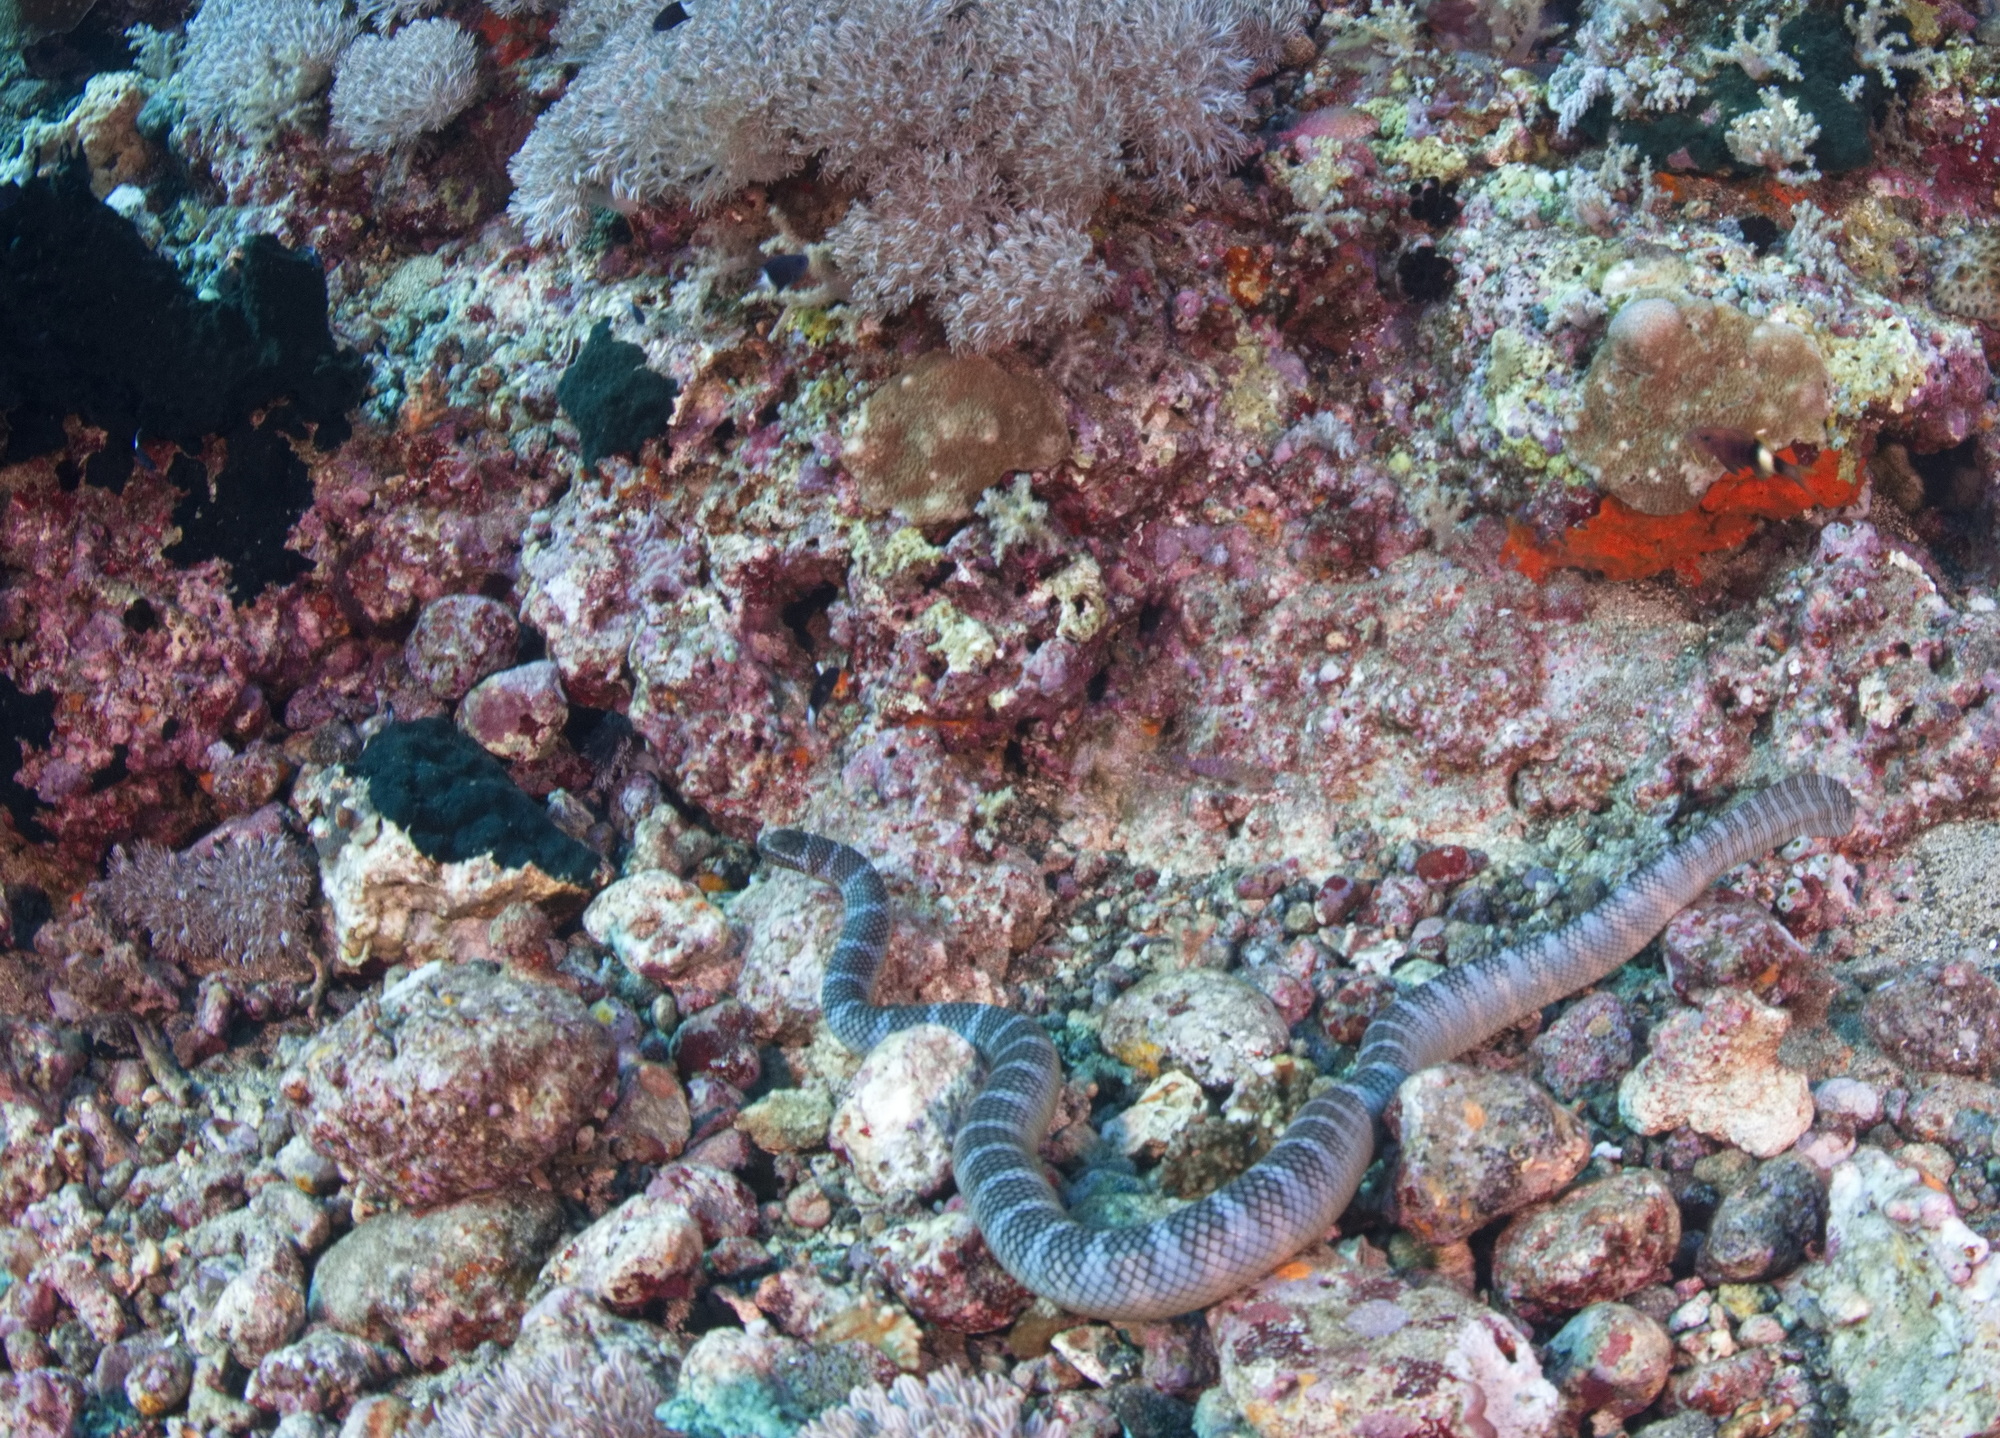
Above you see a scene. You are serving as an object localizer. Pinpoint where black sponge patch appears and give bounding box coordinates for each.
[352,718,599,884]
[557,319,679,468]
[0,174,367,596]
[0,675,55,842]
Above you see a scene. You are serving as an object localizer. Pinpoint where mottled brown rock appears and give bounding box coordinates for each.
[308,1190,566,1369]
[1492,1171,1680,1323]
[1697,1154,1827,1283]
[1531,992,1636,1101]
[1665,1347,1777,1416]
[1865,959,2000,1078]
[1543,1302,1672,1426]
[281,963,617,1209]
[1662,898,1814,1006]
[1100,969,1289,1089]
[1210,1241,1560,1438]
[868,1209,1033,1334]
[536,1192,705,1313]
[1388,1064,1591,1243]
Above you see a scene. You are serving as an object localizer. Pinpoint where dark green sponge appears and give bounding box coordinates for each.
[556,319,679,467]
[353,717,598,884]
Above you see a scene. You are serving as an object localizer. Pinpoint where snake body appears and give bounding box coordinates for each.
[758,772,1855,1320]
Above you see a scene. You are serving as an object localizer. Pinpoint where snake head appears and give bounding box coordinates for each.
[756,827,815,871]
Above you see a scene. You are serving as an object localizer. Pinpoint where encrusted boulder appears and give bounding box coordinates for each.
[281,962,616,1209]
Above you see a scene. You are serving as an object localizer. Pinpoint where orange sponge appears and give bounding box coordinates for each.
[1503,446,1855,584]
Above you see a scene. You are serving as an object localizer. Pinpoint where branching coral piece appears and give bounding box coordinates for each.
[797,1367,1067,1438]
[1845,0,1948,87]
[95,831,319,976]
[1725,86,1823,182]
[1703,13,1802,82]
[1503,446,1857,583]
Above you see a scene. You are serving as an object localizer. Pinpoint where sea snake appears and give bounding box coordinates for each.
[758,772,1855,1320]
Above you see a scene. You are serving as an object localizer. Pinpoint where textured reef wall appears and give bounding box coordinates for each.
[0,1,1999,1435]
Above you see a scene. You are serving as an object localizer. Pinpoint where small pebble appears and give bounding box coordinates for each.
[1493,1170,1680,1321]
[1543,1301,1672,1423]
[1698,1154,1827,1283]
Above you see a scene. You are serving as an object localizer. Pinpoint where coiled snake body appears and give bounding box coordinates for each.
[758,773,1855,1320]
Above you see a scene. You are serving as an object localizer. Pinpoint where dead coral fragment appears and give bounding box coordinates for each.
[1504,445,1856,583]
[1569,294,1828,516]
[95,831,319,977]
[843,353,1069,529]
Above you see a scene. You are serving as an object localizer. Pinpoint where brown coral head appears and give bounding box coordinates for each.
[1570,293,1828,516]
[842,353,1070,530]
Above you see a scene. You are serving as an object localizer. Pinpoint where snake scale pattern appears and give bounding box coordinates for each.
[758,772,1856,1320]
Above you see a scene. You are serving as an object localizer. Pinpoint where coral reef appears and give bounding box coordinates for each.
[0,0,1997,1434]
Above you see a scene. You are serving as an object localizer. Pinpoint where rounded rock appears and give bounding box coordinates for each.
[1492,1171,1680,1322]
[1210,1243,1560,1438]
[1697,1153,1827,1283]
[736,1088,833,1154]
[123,1343,193,1419]
[1812,1076,1884,1133]
[1865,958,2000,1078]
[672,1000,762,1090]
[1389,1064,1592,1243]
[308,1190,567,1368]
[1662,899,1813,1006]
[1099,970,1289,1089]
[282,963,617,1209]
[405,596,518,702]
[868,1209,1034,1334]
[1543,1302,1672,1424]
[244,1328,399,1419]
[537,1192,706,1313]
[584,869,739,1000]
[643,1163,761,1244]
[829,1025,979,1202]
[1531,992,1636,1101]
[457,661,569,763]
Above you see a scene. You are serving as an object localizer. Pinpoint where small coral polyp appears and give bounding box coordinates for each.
[1569,292,1830,516]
